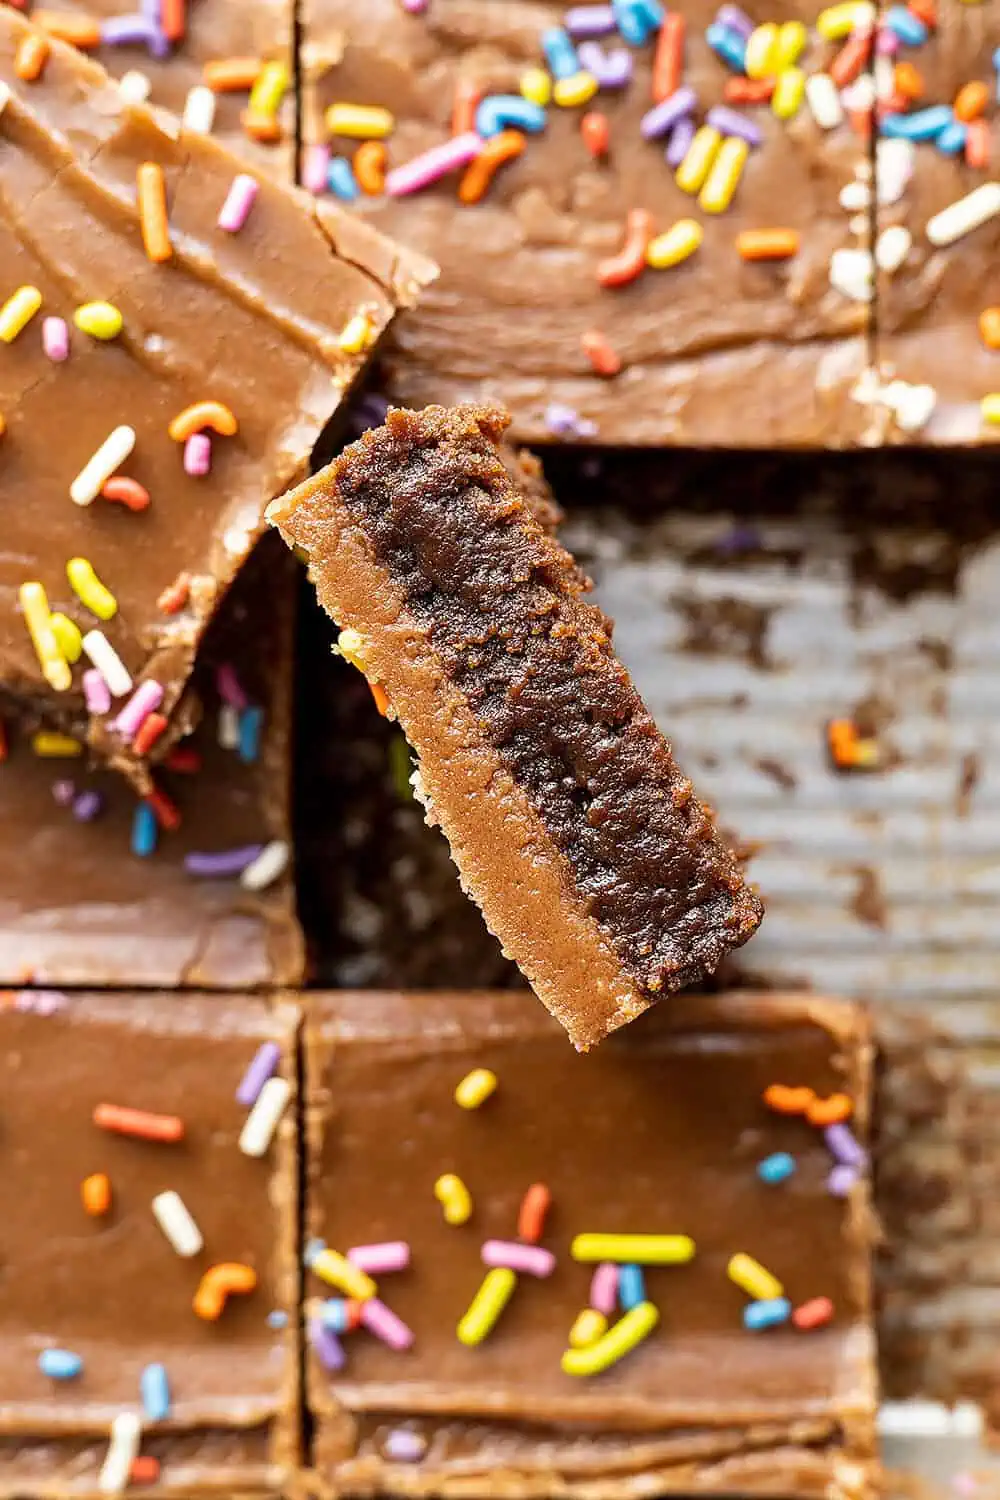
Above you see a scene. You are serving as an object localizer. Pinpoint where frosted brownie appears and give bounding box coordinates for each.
[268,405,763,1047]
[0,9,434,779]
[303,989,877,1498]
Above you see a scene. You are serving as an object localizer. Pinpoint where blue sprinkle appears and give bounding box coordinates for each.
[618,1263,646,1310]
[237,705,265,764]
[743,1297,792,1331]
[304,1237,326,1267]
[39,1349,83,1381]
[757,1151,796,1184]
[267,1310,289,1329]
[319,1297,353,1333]
[612,0,657,44]
[140,1362,171,1422]
[936,119,968,155]
[475,95,547,138]
[130,802,158,858]
[541,26,580,79]
[327,156,358,201]
[880,105,954,141]
[884,4,927,44]
[705,21,747,71]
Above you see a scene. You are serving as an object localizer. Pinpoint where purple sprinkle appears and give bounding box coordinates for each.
[576,41,633,86]
[51,779,76,808]
[564,3,617,37]
[349,391,391,436]
[714,3,754,38]
[216,662,248,710]
[827,1164,859,1198]
[641,84,697,140]
[705,104,763,147]
[72,790,104,823]
[665,115,696,167]
[100,14,159,45]
[825,1123,867,1169]
[545,402,597,438]
[308,1319,346,1372]
[185,845,264,878]
[383,1428,427,1463]
[236,1041,282,1106]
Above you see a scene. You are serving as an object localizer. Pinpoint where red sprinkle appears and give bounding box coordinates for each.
[451,77,481,137]
[907,0,936,26]
[0,720,7,763]
[93,1103,184,1142]
[793,1296,834,1331]
[581,329,622,377]
[580,110,610,158]
[597,207,652,289]
[130,1457,161,1485]
[830,34,870,88]
[132,711,168,757]
[102,476,151,512]
[157,571,191,615]
[966,117,991,169]
[165,745,202,773]
[652,13,684,103]
[724,76,774,103]
[160,0,185,41]
[143,784,182,831]
[517,1183,552,1244]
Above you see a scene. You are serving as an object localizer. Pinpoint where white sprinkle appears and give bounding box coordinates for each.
[239,1075,292,1158]
[875,224,912,273]
[118,70,151,105]
[804,72,843,130]
[70,425,136,506]
[182,84,216,134]
[151,1190,204,1258]
[926,182,1000,247]
[0,81,12,117]
[829,246,874,303]
[873,54,895,101]
[884,379,937,434]
[839,179,870,212]
[840,74,874,112]
[240,839,290,892]
[98,1413,141,1495]
[218,702,240,749]
[876,138,914,206]
[82,631,133,698]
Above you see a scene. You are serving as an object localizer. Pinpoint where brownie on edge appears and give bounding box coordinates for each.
[267,405,763,1048]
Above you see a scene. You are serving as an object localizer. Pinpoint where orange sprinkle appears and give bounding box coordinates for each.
[517,1183,552,1244]
[136,162,172,263]
[893,61,923,101]
[157,571,191,615]
[14,30,50,81]
[807,1093,853,1126]
[763,1084,815,1115]
[652,12,684,103]
[203,57,262,92]
[965,117,990,170]
[242,108,283,142]
[979,307,1000,349]
[354,140,388,195]
[102,476,151,512]
[597,207,653,289]
[129,1457,161,1486]
[581,329,622,377]
[953,79,987,121]
[143,784,182,831]
[161,0,185,42]
[193,1262,258,1320]
[168,400,238,441]
[793,1296,834,1331]
[369,681,391,717]
[32,10,101,46]
[132,711,168,757]
[907,0,936,27]
[81,1172,111,1217]
[451,77,481,137]
[736,228,800,261]
[723,76,774,104]
[846,107,871,141]
[459,129,525,204]
[580,110,609,157]
[830,34,869,88]
[93,1103,184,1143]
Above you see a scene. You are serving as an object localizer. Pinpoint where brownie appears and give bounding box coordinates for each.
[299,0,876,446]
[0,536,303,988]
[0,989,299,1498]
[0,11,434,779]
[302,988,877,1498]
[269,405,763,1048]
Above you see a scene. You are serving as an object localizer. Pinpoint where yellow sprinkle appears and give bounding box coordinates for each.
[728,1252,784,1301]
[0,285,42,343]
[816,1,872,40]
[311,1248,377,1301]
[434,1173,473,1226]
[646,218,703,269]
[247,59,289,117]
[981,394,1000,424]
[457,1267,517,1346]
[32,731,84,757]
[334,628,367,670]
[553,70,599,108]
[0,411,6,437]
[674,125,721,195]
[49,613,83,664]
[562,1302,659,1376]
[325,103,395,139]
[744,22,778,79]
[338,312,376,354]
[73,301,123,340]
[455,1067,497,1109]
[569,1308,608,1348]
[18,582,71,693]
[698,135,749,214]
[773,19,807,68]
[519,66,552,106]
[571,1233,696,1264]
[66,558,118,621]
[772,66,806,120]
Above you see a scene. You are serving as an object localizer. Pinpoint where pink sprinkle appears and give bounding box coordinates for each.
[184,432,212,476]
[385,131,482,197]
[589,1262,618,1315]
[399,0,428,10]
[360,1298,414,1351]
[875,26,898,52]
[42,316,69,362]
[217,172,259,232]
[216,662,248,709]
[347,1241,411,1275]
[82,668,112,715]
[481,1240,555,1278]
[114,679,164,740]
[302,143,331,195]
